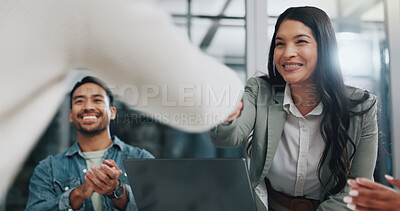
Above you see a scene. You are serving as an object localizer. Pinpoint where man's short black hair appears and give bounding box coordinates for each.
[69,76,114,108]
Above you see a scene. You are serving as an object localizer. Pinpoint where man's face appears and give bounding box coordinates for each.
[69,83,116,135]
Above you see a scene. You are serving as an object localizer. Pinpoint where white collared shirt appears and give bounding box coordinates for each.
[266,83,325,200]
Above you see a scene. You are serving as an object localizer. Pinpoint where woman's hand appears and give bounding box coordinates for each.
[345,175,400,210]
[224,99,243,124]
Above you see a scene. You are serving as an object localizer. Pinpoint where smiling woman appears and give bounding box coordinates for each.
[273,19,318,89]
[210,6,378,211]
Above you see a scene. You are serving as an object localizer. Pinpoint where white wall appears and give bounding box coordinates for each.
[246,0,268,78]
[385,0,400,178]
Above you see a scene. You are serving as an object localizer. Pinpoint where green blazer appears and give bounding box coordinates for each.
[209,77,378,211]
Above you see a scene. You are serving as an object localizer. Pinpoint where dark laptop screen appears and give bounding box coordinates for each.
[123,158,257,211]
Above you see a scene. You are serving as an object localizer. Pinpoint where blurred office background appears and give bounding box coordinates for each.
[3,0,399,210]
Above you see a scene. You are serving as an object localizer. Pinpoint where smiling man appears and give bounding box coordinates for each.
[26,76,154,211]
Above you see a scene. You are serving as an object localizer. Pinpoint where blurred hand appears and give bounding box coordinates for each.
[387,175,400,188]
[78,180,95,199]
[69,178,95,209]
[224,99,243,124]
[345,176,400,211]
[85,159,123,196]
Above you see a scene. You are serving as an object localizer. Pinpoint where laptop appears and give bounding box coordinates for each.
[123,158,257,211]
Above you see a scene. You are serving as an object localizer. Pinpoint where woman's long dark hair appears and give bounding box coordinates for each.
[266,6,376,196]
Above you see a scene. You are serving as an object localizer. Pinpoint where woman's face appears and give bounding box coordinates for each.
[273,19,318,86]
